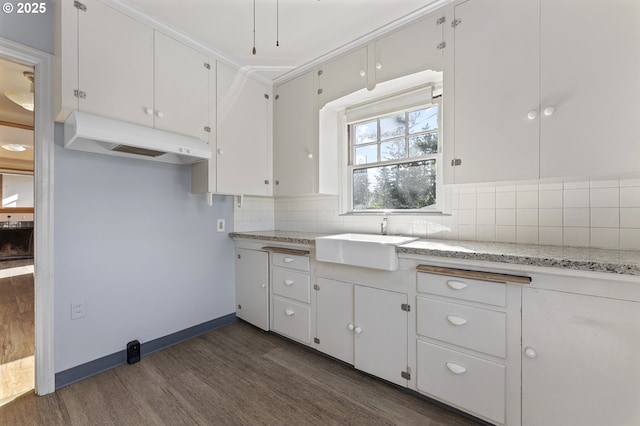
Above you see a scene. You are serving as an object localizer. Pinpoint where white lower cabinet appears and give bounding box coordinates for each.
[415,269,523,425]
[522,287,640,426]
[235,248,269,331]
[315,277,409,387]
[269,248,312,344]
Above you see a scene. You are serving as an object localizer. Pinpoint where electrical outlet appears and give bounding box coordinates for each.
[217,219,225,232]
[71,300,85,320]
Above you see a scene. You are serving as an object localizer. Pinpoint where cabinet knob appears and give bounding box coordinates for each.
[155,110,164,118]
[144,107,154,115]
[527,110,538,120]
[307,153,313,159]
[284,279,294,286]
[446,362,467,375]
[359,70,366,77]
[543,106,556,116]
[524,347,537,359]
[446,280,468,290]
[260,283,266,288]
[347,323,354,331]
[284,308,295,316]
[375,62,382,70]
[446,315,468,326]
[354,326,362,334]
[217,149,224,155]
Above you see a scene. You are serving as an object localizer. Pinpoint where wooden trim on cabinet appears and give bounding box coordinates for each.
[416,264,531,285]
[261,246,310,256]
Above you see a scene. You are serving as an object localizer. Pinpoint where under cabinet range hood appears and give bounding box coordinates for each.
[63,111,211,165]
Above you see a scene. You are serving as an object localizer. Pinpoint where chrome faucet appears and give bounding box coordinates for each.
[380,217,387,235]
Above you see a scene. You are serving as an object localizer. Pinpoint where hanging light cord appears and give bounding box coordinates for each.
[252,0,257,55]
[276,0,279,47]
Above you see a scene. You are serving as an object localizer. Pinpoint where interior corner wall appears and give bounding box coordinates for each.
[0,0,54,54]
[53,124,235,372]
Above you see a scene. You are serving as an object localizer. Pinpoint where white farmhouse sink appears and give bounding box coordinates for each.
[315,233,418,271]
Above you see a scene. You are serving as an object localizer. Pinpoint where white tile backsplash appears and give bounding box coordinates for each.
[235,175,640,249]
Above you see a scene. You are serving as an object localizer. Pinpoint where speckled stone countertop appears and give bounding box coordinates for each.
[230,231,640,276]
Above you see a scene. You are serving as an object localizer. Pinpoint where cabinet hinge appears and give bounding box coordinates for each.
[204,126,211,133]
[437,42,447,50]
[401,368,411,380]
[74,89,86,99]
[436,16,446,25]
[74,0,87,11]
[401,303,411,312]
[317,70,323,76]
[204,62,211,70]
[264,93,270,100]
[264,179,270,185]
[314,284,320,291]
[275,180,280,186]
[275,94,280,100]
[451,18,462,28]
[317,89,323,95]
[451,158,462,167]
[314,337,320,344]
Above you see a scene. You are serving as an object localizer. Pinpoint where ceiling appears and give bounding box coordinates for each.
[119,0,445,81]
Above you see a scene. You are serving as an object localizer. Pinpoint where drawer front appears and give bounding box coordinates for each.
[417,272,506,306]
[272,297,311,343]
[417,340,505,424]
[272,268,311,303]
[417,297,506,358]
[272,252,310,272]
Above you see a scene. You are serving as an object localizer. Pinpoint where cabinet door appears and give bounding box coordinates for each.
[78,0,154,127]
[315,278,354,364]
[154,32,209,141]
[217,62,271,196]
[448,0,539,184]
[354,286,408,387]
[374,14,444,84]
[316,47,368,107]
[522,288,640,425]
[273,72,316,196]
[235,249,269,331]
[539,0,640,178]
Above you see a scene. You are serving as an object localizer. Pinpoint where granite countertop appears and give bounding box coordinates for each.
[230,230,640,276]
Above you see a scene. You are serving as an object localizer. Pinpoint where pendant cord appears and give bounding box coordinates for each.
[276,0,279,47]
[252,0,256,55]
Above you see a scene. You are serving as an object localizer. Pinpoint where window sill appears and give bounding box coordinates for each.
[340,210,450,216]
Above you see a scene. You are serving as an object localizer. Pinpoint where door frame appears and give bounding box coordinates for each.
[0,37,55,395]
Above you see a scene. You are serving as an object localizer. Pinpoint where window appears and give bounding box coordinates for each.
[348,99,441,212]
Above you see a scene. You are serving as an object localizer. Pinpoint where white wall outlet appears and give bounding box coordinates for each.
[71,300,85,320]
[217,219,225,232]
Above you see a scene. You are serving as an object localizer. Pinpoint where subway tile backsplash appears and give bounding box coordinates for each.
[234,176,640,250]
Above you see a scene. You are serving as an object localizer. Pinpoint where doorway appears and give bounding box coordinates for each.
[0,38,55,397]
[0,57,35,405]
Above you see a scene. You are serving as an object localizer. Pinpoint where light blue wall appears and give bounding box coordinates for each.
[0,0,54,54]
[2,2,236,372]
[53,133,236,372]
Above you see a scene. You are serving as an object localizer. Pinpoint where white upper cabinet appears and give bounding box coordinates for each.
[274,72,317,196]
[444,0,540,184]
[315,47,369,108]
[76,0,154,127]
[216,62,272,196]
[538,0,640,178]
[373,13,444,85]
[154,32,210,142]
[57,0,210,142]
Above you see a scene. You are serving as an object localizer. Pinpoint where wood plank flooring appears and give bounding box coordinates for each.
[0,321,484,425]
[0,259,34,404]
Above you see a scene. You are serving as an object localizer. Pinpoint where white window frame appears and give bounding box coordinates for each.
[339,85,443,214]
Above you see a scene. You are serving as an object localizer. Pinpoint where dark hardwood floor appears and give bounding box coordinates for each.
[0,320,483,425]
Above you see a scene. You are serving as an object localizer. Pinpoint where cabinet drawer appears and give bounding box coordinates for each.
[272,267,311,303]
[417,340,505,425]
[272,297,311,343]
[272,252,310,272]
[417,297,506,358]
[417,272,506,306]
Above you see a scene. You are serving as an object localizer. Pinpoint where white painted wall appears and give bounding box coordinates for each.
[0,0,54,54]
[54,138,235,372]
